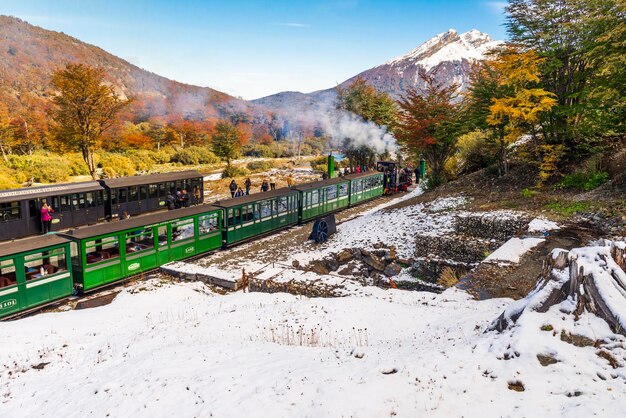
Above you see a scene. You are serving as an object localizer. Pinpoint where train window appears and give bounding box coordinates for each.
[171,219,195,241]
[311,190,319,205]
[241,205,253,223]
[199,213,219,234]
[70,194,79,210]
[157,225,168,246]
[326,186,337,200]
[167,182,175,194]
[128,187,138,202]
[85,236,120,264]
[339,183,348,196]
[85,192,95,207]
[0,201,20,221]
[227,209,234,227]
[277,197,288,214]
[51,196,60,210]
[253,204,260,221]
[98,191,105,206]
[148,184,158,199]
[139,186,148,200]
[259,201,272,218]
[125,228,154,253]
[118,188,128,203]
[110,189,118,205]
[158,183,166,197]
[24,248,67,280]
[60,195,71,212]
[78,193,87,209]
[0,258,16,288]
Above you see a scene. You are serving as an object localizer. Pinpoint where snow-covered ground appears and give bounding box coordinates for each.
[1,189,624,416]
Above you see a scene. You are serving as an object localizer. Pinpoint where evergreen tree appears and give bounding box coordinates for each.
[336,76,398,131]
[211,121,244,169]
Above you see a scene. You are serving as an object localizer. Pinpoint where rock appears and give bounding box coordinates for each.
[360,249,371,258]
[308,260,329,275]
[384,262,402,277]
[337,266,353,276]
[373,242,384,249]
[360,267,370,278]
[397,257,413,266]
[352,248,363,261]
[537,354,558,366]
[337,249,354,263]
[292,260,300,268]
[324,257,340,272]
[363,255,386,272]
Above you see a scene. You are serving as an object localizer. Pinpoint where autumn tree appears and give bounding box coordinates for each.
[397,76,463,186]
[0,103,15,162]
[50,63,130,179]
[211,121,245,171]
[484,48,557,175]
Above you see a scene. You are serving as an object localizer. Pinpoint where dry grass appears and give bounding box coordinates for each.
[437,266,461,288]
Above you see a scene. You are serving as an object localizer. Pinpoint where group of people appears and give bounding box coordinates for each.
[166,187,201,210]
[228,174,296,198]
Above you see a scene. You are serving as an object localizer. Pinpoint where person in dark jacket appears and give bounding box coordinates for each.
[166,193,176,210]
[261,179,269,192]
[244,178,252,195]
[414,167,421,184]
[181,189,191,207]
[229,180,237,198]
[174,190,183,209]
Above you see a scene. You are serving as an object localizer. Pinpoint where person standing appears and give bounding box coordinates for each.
[269,174,277,190]
[174,190,183,209]
[414,166,421,185]
[355,166,361,174]
[166,193,176,210]
[40,202,54,234]
[193,186,202,205]
[244,178,252,195]
[261,179,269,192]
[229,180,237,198]
[181,189,191,207]
[235,187,244,197]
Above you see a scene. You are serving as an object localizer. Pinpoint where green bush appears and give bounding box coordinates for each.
[221,166,249,179]
[310,156,328,172]
[126,150,158,172]
[454,131,499,175]
[171,146,219,165]
[66,154,90,176]
[6,154,70,183]
[545,201,590,216]
[99,154,136,178]
[555,171,609,191]
[246,160,275,172]
[521,188,537,198]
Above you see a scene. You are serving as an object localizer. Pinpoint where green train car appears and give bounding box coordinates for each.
[213,188,299,246]
[347,172,385,205]
[63,205,222,291]
[0,235,73,318]
[293,178,350,222]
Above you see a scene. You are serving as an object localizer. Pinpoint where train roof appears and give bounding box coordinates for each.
[344,171,383,180]
[292,177,348,192]
[212,187,297,208]
[62,204,221,239]
[101,170,203,188]
[0,234,70,257]
[0,181,104,204]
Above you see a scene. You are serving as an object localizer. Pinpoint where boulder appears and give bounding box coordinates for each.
[292,260,300,268]
[308,260,329,275]
[363,254,386,272]
[324,257,340,272]
[384,262,402,277]
[336,249,354,263]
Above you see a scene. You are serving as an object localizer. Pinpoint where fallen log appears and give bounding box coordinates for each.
[487,241,626,336]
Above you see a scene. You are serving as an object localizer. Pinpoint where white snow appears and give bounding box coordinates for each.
[528,218,560,234]
[386,29,503,71]
[484,237,545,264]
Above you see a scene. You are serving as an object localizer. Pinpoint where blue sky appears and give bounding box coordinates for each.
[2,0,508,100]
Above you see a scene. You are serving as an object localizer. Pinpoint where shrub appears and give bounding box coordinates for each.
[171,146,219,165]
[545,201,590,216]
[99,153,136,178]
[243,144,275,158]
[66,153,90,176]
[521,188,537,198]
[310,156,328,173]
[6,154,69,183]
[555,171,609,191]
[454,131,498,175]
[221,166,249,179]
[127,150,158,172]
[0,173,19,189]
[246,160,275,172]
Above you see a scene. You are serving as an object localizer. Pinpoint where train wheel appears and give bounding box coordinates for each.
[315,220,329,243]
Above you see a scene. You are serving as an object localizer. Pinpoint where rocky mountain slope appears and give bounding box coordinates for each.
[254,29,502,113]
[0,15,258,122]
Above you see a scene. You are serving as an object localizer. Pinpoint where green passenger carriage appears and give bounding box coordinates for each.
[213,188,299,246]
[0,235,73,318]
[347,172,385,205]
[63,205,222,291]
[293,177,350,222]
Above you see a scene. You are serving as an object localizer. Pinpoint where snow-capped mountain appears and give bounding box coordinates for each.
[254,29,502,112]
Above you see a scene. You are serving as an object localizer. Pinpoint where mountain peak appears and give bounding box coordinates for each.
[385,28,500,70]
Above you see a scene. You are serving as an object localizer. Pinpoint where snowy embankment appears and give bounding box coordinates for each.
[1,190,625,416]
[1,279,624,417]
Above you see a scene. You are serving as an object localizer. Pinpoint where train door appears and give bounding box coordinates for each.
[126,186,141,215]
[58,194,74,229]
[0,257,21,317]
[70,193,88,227]
[114,187,128,218]
[156,224,170,264]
